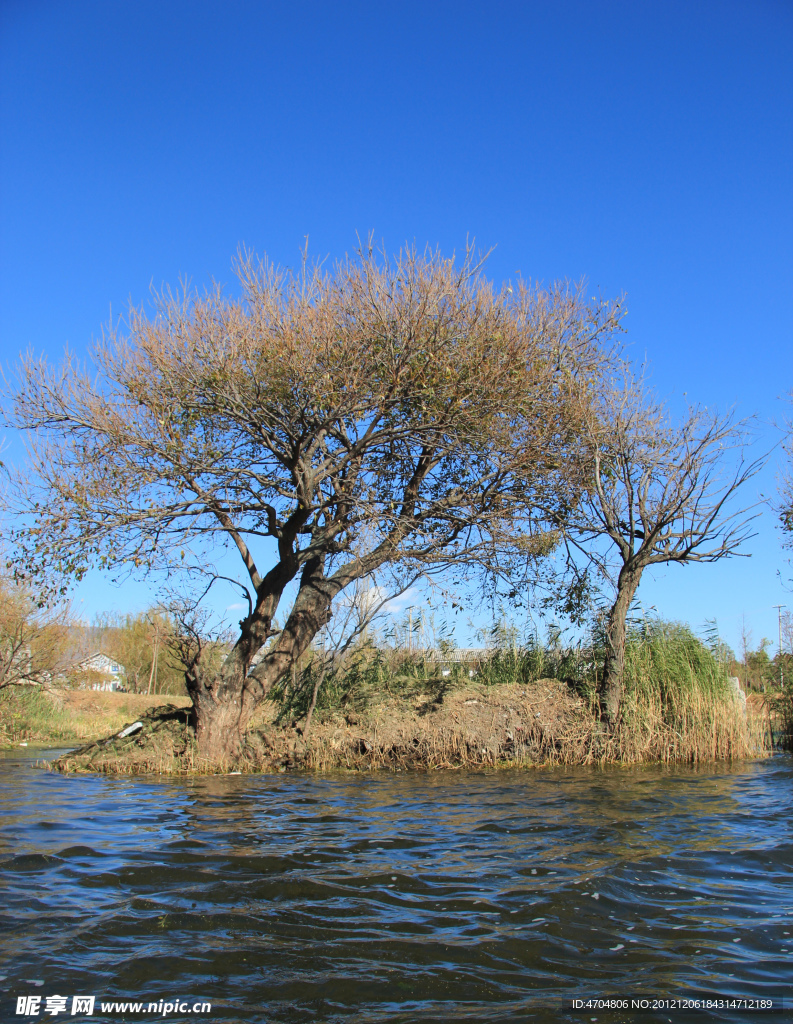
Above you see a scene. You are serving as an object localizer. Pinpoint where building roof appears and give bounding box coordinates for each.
[77,652,126,676]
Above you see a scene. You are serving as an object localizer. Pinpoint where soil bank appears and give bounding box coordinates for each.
[38,677,769,775]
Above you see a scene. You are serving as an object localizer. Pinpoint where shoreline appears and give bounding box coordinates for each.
[3,679,769,776]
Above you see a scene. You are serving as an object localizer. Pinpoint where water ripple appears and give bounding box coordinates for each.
[0,752,791,1022]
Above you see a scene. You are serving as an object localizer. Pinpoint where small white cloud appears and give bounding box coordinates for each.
[381,587,423,617]
[334,584,423,618]
[226,602,246,611]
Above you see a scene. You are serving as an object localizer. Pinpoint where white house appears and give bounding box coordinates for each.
[78,653,126,691]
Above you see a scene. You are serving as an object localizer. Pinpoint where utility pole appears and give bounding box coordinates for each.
[147,629,159,695]
[146,616,162,695]
[773,605,785,687]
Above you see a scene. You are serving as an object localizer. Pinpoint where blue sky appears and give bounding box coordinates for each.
[1,0,791,654]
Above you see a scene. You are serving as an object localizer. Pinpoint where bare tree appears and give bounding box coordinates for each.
[2,243,621,760]
[0,576,73,690]
[553,370,763,726]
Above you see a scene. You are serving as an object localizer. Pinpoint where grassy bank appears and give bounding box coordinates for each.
[39,620,772,774]
[0,686,192,748]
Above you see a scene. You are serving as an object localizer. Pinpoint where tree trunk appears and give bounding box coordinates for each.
[185,556,336,763]
[599,563,643,728]
[189,678,255,763]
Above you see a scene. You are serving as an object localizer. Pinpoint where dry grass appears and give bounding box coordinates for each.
[48,675,769,776]
[765,683,793,750]
[282,678,767,772]
[47,704,197,775]
[33,619,774,774]
[0,685,191,748]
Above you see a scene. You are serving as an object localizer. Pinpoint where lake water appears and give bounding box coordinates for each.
[1,752,791,1023]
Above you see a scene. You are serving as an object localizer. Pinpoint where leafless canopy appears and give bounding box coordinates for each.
[559,370,762,583]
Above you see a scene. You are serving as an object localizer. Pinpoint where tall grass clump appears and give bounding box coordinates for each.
[612,620,764,762]
[766,681,793,750]
[478,638,589,688]
[470,617,765,763]
[0,686,75,745]
[473,621,588,689]
[265,615,765,765]
[0,686,167,747]
[269,645,460,726]
[1,687,85,745]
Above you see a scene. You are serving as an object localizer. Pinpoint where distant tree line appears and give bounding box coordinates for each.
[0,581,188,695]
